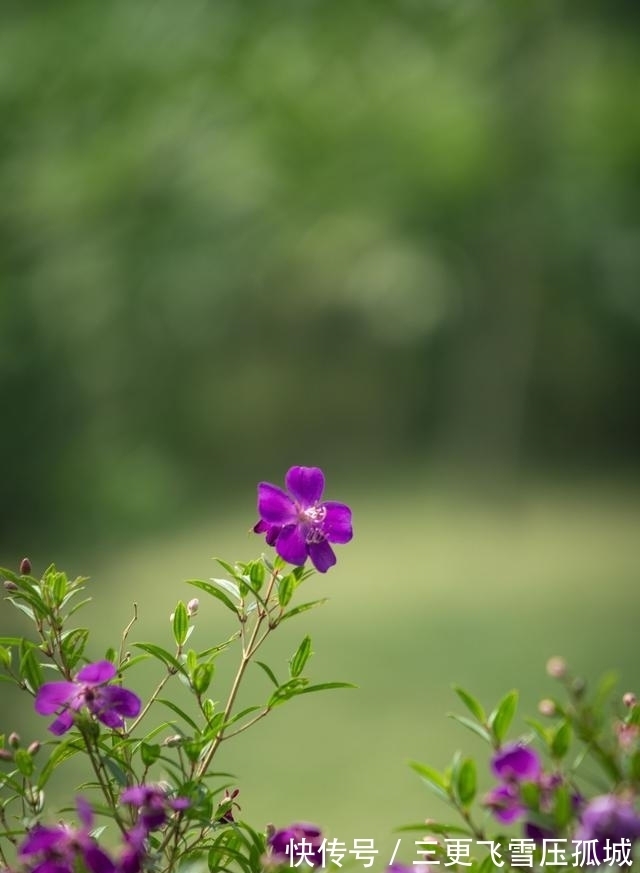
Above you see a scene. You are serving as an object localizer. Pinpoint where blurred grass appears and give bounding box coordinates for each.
[2,474,639,859]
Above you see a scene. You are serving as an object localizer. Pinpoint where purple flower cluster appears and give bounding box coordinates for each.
[14,788,190,873]
[17,799,114,873]
[119,785,189,873]
[254,466,352,573]
[484,742,541,825]
[34,661,141,735]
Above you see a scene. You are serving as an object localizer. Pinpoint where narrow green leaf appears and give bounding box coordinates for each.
[551,720,572,759]
[455,757,477,806]
[453,686,486,723]
[277,575,295,607]
[553,783,572,829]
[281,599,328,621]
[293,681,355,696]
[409,761,450,802]
[448,713,492,743]
[489,690,518,743]
[38,739,84,788]
[249,561,265,592]
[172,601,189,647]
[255,661,279,687]
[102,755,128,786]
[20,646,44,693]
[289,636,312,678]
[133,643,184,674]
[157,698,199,731]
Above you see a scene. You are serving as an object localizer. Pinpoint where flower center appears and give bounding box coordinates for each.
[300,504,327,543]
[300,504,326,526]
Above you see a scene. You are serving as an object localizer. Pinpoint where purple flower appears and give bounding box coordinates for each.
[484,783,526,824]
[491,743,541,782]
[269,823,325,868]
[120,784,189,833]
[34,661,141,736]
[18,798,115,873]
[254,466,352,573]
[575,794,640,846]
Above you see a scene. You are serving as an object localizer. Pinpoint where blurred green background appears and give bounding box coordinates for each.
[1,0,639,859]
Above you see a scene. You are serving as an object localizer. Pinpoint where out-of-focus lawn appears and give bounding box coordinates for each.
[3,476,639,860]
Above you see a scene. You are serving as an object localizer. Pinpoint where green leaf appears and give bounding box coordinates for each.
[489,690,518,743]
[453,686,486,723]
[268,678,310,708]
[551,720,572,759]
[448,713,492,743]
[292,681,355,697]
[454,757,477,806]
[133,643,184,674]
[409,761,450,801]
[249,561,265,592]
[277,575,295,607]
[185,579,239,616]
[60,628,89,670]
[173,601,189,647]
[102,754,128,787]
[289,636,312,678]
[553,783,572,829]
[19,646,44,693]
[157,698,199,731]
[524,717,551,747]
[140,742,161,767]
[38,738,84,788]
[255,661,279,687]
[51,571,68,606]
[192,662,215,695]
[14,748,34,777]
[280,599,328,621]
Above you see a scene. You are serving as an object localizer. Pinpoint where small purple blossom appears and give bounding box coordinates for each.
[484,783,525,824]
[34,661,141,736]
[120,784,189,833]
[491,743,541,782]
[18,798,115,873]
[269,823,325,868]
[254,466,352,573]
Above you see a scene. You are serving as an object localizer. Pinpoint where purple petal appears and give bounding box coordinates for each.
[308,540,337,573]
[275,524,308,566]
[49,710,76,735]
[19,826,66,856]
[76,661,117,684]
[322,502,353,544]
[121,786,148,806]
[268,525,282,546]
[76,797,94,829]
[492,743,540,781]
[484,785,524,824]
[170,797,190,811]
[32,863,72,873]
[83,845,116,873]
[34,682,78,715]
[98,685,142,719]
[285,467,325,506]
[258,483,297,525]
[253,520,269,534]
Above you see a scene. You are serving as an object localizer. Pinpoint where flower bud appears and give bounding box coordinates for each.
[571,677,586,698]
[163,734,184,747]
[0,748,13,761]
[27,741,41,757]
[546,656,567,679]
[3,580,18,592]
[8,732,20,748]
[623,692,637,709]
[538,698,556,717]
[187,598,199,617]
[20,557,32,575]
